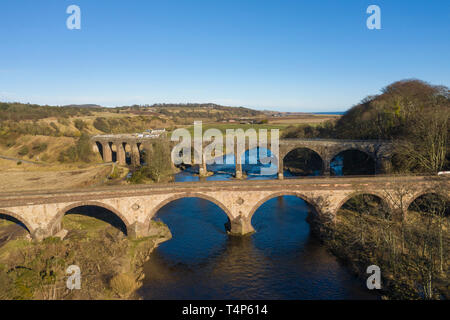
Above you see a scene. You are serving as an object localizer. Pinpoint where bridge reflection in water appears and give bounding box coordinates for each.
[138,196,377,299]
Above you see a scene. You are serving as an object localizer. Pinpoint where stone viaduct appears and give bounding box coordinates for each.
[0,176,447,241]
[91,135,393,178]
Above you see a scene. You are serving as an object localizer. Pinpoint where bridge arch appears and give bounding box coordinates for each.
[335,191,392,218]
[123,142,132,165]
[248,191,323,223]
[146,193,234,226]
[0,209,33,234]
[93,141,102,154]
[406,192,449,216]
[282,147,325,176]
[282,145,325,161]
[330,148,376,176]
[51,201,130,236]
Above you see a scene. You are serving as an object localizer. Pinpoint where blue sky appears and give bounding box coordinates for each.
[0,0,449,112]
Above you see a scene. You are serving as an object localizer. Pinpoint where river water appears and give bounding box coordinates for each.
[138,150,377,299]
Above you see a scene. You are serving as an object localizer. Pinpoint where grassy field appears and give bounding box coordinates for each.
[185,123,290,136]
[0,161,120,192]
[267,114,341,125]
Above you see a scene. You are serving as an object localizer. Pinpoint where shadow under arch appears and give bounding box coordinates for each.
[407,192,449,216]
[95,141,103,159]
[123,142,132,165]
[52,201,130,236]
[248,192,322,223]
[336,191,392,219]
[146,193,233,228]
[330,148,376,176]
[282,147,324,176]
[0,209,33,234]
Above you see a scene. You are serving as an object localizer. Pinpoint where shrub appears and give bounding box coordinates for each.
[18,146,29,156]
[58,133,95,163]
[109,273,138,298]
[74,119,86,131]
[32,142,48,154]
[93,117,111,133]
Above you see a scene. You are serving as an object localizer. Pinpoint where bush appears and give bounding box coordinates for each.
[93,117,111,133]
[57,118,70,126]
[109,273,138,298]
[74,119,86,131]
[32,142,48,154]
[18,146,29,156]
[58,133,96,163]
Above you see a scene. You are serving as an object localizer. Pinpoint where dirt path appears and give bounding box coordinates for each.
[0,154,46,165]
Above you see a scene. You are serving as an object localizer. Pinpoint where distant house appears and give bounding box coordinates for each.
[151,128,166,134]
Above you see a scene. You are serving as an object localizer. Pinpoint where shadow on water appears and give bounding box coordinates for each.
[138,196,378,300]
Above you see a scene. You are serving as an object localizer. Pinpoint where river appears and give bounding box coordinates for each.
[138,150,378,299]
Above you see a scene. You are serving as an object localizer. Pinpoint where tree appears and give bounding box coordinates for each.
[394,111,448,173]
[145,139,173,182]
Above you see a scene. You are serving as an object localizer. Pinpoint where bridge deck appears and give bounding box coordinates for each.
[0,175,446,207]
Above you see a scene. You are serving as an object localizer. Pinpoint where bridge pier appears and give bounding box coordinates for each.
[31,228,49,242]
[128,221,149,238]
[323,157,331,176]
[115,142,126,165]
[226,216,255,236]
[277,157,284,179]
[131,143,141,167]
[199,153,209,176]
[102,142,112,162]
[234,145,244,179]
[376,157,391,174]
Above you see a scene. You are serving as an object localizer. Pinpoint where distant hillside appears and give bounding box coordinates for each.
[0,102,99,122]
[0,101,263,123]
[116,103,263,122]
[63,104,104,109]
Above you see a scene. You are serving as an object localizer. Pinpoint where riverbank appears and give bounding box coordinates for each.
[319,208,449,300]
[0,216,171,300]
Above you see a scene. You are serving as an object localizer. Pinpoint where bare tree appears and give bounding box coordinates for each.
[395,111,448,173]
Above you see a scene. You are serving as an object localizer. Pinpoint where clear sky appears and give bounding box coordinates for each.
[0,0,449,112]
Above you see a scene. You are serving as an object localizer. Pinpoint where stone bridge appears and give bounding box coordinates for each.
[91,135,393,178]
[0,176,447,241]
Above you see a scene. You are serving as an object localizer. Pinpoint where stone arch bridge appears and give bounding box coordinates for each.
[91,135,393,178]
[0,176,447,241]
